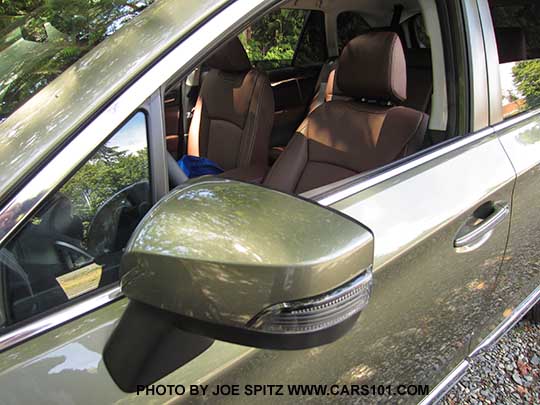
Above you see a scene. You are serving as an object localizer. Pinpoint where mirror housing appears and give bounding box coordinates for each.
[120,178,373,349]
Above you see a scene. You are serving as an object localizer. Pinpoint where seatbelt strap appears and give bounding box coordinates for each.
[310,59,337,112]
[181,68,201,155]
[391,4,404,32]
[181,81,189,142]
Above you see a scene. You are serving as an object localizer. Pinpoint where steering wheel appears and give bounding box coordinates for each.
[87,181,151,258]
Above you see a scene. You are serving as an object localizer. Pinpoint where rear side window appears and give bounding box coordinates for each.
[1,112,151,326]
[337,11,370,53]
[240,9,327,70]
[0,0,155,121]
[489,1,540,118]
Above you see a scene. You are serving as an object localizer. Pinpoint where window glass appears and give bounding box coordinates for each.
[293,11,327,67]
[490,1,540,118]
[337,11,370,54]
[0,0,155,121]
[1,112,151,325]
[240,9,326,70]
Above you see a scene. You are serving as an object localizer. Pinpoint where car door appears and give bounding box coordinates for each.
[166,4,514,403]
[0,2,516,405]
[469,0,540,348]
[139,3,512,403]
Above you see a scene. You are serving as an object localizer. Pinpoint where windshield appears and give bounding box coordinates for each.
[0,0,155,122]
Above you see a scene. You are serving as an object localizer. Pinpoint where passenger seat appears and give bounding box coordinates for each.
[312,48,433,114]
[187,37,274,180]
[263,32,429,194]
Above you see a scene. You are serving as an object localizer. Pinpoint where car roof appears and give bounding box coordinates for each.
[283,0,421,26]
[0,0,229,204]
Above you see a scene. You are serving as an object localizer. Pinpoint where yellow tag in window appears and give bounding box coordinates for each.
[56,263,103,299]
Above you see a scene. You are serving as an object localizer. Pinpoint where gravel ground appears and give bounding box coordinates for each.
[440,321,540,404]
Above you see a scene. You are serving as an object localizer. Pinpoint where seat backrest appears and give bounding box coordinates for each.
[187,38,274,171]
[264,32,428,194]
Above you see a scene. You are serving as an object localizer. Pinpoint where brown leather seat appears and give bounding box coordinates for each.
[313,49,433,114]
[263,32,429,194]
[187,37,274,172]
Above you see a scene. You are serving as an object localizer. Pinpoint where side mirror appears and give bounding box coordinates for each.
[105,178,373,391]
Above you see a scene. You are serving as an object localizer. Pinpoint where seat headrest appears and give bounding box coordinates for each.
[205,37,252,72]
[496,27,527,64]
[336,32,407,103]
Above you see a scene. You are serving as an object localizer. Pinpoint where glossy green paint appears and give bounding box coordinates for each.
[174,134,514,405]
[0,1,534,404]
[0,297,257,404]
[0,133,516,405]
[471,111,540,348]
[0,0,229,202]
[121,178,373,327]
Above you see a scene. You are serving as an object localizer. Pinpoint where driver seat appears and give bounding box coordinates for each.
[263,32,428,194]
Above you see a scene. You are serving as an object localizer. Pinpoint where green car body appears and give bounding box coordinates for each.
[0,0,540,404]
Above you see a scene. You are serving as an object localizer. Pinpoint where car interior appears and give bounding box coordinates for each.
[1,0,450,326]
[3,181,151,322]
[163,0,446,195]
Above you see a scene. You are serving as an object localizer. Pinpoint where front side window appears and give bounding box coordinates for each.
[240,9,326,70]
[0,0,155,121]
[489,1,540,118]
[1,112,151,325]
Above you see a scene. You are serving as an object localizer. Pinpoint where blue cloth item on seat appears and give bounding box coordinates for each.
[178,155,224,178]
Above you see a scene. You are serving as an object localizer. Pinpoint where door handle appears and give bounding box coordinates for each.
[454,202,510,252]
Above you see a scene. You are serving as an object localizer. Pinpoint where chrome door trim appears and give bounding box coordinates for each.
[453,203,510,249]
[418,360,470,405]
[311,109,540,208]
[0,285,122,352]
[461,0,489,131]
[420,284,540,403]
[476,0,503,125]
[0,0,274,248]
[492,108,540,133]
[470,283,540,357]
[310,127,494,206]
